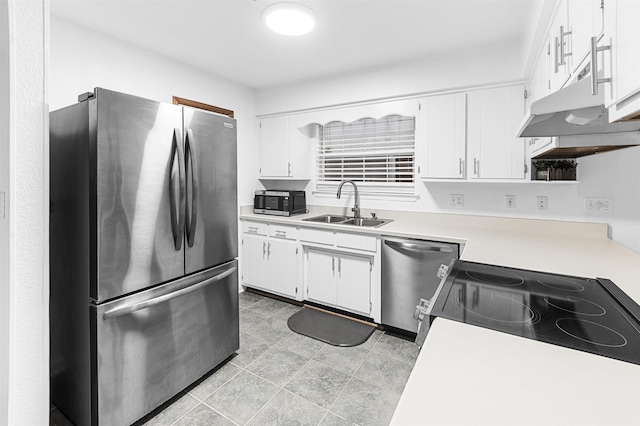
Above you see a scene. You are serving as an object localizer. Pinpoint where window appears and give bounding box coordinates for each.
[316,115,415,196]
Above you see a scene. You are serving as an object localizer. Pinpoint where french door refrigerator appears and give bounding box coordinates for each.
[50,88,239,425]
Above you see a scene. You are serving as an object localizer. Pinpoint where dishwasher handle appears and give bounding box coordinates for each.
[383,238,454,253]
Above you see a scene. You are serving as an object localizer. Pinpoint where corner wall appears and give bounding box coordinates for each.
[50,17,260,208]
[1,0,50,424]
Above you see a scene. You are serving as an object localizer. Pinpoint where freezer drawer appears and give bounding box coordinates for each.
[94,260,239,426]
[382,238,458,333]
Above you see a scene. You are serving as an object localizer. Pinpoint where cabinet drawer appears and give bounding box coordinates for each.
[269,224,298,240]
[335,232,377,252]
[299,228,334,246]
[243,221,267,235]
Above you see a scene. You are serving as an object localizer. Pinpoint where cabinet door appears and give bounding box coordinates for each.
[568,0,601,72]
[417,94,466,179]
[259,116,290,177]
[267,239,298,298]
[549,0,571,92]
[336,254,371,316]
[305,249,337,305]
[605,0,640,121]
[242,234,265,288]
[468,86,526,180]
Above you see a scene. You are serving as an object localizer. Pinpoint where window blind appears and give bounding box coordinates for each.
[316,115,415,195]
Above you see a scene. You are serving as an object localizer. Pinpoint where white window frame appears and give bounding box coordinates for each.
[314,114,417,200]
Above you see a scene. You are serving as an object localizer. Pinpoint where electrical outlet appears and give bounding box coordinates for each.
[450,194,464,208]
[537,196,548,210]
[585,197,612,213]
[505,195,516,208]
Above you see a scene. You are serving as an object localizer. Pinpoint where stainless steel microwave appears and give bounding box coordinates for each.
[254,190,306,216]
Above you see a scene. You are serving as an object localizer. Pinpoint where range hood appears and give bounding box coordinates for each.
[517,76,640,159]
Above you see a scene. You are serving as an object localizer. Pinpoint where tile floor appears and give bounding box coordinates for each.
[50,291,419,426]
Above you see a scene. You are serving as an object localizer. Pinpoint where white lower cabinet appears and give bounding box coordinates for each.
[241,220,380,320]
[305,248,372,316]
[241,223,299,299]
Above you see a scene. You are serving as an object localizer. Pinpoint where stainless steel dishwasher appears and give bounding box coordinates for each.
[381,237,459,333]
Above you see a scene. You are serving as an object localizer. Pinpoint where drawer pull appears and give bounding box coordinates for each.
[103,266,236,320]
[275,230,287,238]
[248,226,259,233]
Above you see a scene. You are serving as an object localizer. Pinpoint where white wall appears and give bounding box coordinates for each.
[0,1,9,422]
[254,42,640,254]
[256,40,525,116]
[50,17,260,208]
[1,0,50,425]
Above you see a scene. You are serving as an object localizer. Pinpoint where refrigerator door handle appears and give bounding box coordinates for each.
[169,128,186,251]
[185,129,199,247]
[102,265,237,320]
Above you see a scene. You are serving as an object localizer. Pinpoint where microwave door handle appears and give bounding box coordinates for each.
[185,129,198,248]
[102,266,236,320]
[169,128,186,251]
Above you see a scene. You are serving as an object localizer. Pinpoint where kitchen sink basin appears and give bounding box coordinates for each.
[303,214,392,228]
[340,218,390,227]
[303,214,351,223]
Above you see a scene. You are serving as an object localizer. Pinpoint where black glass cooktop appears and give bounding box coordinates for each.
[429,261,640,365]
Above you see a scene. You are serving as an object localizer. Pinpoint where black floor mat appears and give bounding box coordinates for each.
[287,307,376,347]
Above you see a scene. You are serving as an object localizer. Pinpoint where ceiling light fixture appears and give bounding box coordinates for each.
[262,3,316,36]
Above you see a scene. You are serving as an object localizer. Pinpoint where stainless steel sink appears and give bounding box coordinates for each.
[303,214,351,223]
[341,218,390,227]
[303,214,392,228]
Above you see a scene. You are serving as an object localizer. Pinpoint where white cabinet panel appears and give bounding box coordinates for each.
[265,238,298,298]
[242,234,265,288]
[336,254,371,315]
[549,0,571,92]
[260,116,290,177]
[603,0,640,121]
[468,86,526,180]
[417,93,467,179]
[306,249,337,305]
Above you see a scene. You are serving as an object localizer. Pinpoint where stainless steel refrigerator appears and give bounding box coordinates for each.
[50,88,239,425]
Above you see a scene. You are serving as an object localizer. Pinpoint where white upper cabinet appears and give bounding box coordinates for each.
[467,85,526,180]
[601,0,640,121]
[528,35,551,107]
[549,0,571,92]
[416,93,467,179]
[259,115,312,179]
[568,0,603,72]
[259,116,291,177]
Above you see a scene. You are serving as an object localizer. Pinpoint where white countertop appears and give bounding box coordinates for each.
[241,206,640,425]
[241,206,640,303]
[391,318,640,426]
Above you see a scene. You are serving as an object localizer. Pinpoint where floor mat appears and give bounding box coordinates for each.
[287,306,376,347]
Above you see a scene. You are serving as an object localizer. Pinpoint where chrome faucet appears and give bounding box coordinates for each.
[337,180,361,219]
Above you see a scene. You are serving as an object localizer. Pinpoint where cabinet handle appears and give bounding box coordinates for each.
[554,36,560,73]
[458,158,464,176]
[262,241,266,258]
[287,162,291,176]
[559,26,572,66]
[275,230,286,238]
[590,36,611,96]
[332,257,335,276]
[248,226,258,233]
[338,258,341,277]
[267,242,271,259]
[473,158,479,176]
